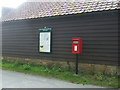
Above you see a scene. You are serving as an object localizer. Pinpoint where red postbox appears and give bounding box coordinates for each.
[72,38,83,54]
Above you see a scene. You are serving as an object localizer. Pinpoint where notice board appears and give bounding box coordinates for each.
[39,27,52,53]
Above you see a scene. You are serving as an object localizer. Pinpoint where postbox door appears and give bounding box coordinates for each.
[72,38,83,54]
[72,40,79,53]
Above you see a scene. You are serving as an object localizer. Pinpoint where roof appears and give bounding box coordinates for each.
[2,0,120,21]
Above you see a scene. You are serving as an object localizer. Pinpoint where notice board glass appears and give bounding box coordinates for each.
[39,27,52,53]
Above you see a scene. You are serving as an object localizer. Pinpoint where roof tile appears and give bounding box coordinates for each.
[2,1,119,21]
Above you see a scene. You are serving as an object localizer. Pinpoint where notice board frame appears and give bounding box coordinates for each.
[38,27,52,53]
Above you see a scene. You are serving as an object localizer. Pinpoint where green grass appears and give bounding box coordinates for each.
[1,60,119,88]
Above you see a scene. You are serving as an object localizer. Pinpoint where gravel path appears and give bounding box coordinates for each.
[1,69,104,88]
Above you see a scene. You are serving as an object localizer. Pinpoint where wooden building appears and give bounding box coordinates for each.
[2,1,119,65]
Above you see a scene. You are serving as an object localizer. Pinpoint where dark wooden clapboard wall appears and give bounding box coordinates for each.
[2,10,119,65]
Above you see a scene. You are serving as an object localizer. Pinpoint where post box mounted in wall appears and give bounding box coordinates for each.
[72,37,83,74]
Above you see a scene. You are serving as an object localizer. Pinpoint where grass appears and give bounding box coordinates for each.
[1,60,119,88]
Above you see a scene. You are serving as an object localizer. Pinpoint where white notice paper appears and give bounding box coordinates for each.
[74,46,77,51]
[40,32,50,52]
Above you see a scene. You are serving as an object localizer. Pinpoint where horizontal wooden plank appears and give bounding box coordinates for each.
[2,22,118,32]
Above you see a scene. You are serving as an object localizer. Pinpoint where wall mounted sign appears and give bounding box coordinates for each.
[39,27,52,53]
